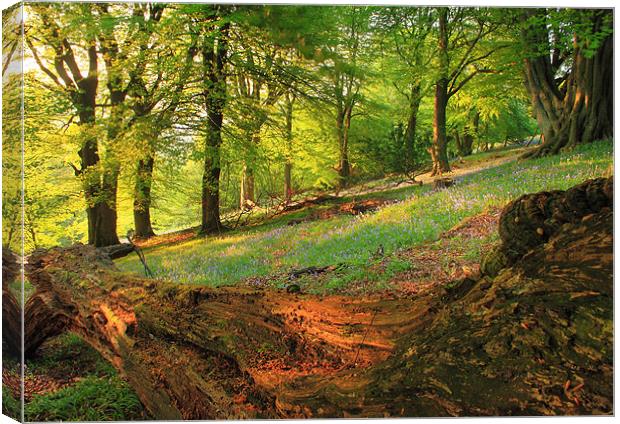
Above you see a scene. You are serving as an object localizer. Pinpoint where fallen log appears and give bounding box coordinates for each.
[3,248,68,358]
[12,178,613,418]
[23,246,405,419]
[98,243,135,260]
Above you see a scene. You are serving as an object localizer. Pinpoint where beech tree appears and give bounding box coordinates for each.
[521,8,612,157]
[329,7,372,187]
[200,6,230,233]
[26,4,121,246]
[233,43,284,208]
[375,8,434,176]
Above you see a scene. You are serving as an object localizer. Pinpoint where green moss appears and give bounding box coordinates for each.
[2,384,21,420]
[23,333,147,421]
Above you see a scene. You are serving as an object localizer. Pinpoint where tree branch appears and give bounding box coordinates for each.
[25,38,66,89]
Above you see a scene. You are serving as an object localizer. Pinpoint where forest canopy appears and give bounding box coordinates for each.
[3,4,612,250]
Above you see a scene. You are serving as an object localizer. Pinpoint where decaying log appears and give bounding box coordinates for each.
[3,248,70,358]
[24,246,402,419]
[17,178,613,418]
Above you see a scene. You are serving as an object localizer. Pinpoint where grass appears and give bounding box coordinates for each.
[24,376,144,422]
[26,333,116,377]
[2,385,21,420]
[19,333,147,422]
[116,140,613,293]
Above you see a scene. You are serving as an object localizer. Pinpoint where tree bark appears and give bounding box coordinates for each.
[522,9,613,158]
[78,87,120,247]
[337,106,352,187]
[458,111,479,157]
[240,139,257,209]
[432,81,450,175]
[431,8,451,176]
[404,83,422,172]
[201,22,229,232]
[133,156,156,238]
[283,93,295,203]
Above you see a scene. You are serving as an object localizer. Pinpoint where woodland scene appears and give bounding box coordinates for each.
[1,2,614,420]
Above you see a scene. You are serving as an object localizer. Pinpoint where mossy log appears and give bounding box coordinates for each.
[7,178,613,418]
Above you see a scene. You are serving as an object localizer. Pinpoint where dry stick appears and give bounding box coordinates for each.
[134,245,153,278]
[127,232,153,278]
[352,307,379,367]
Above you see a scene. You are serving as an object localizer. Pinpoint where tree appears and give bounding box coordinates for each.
[430,7,505,175]
[125,5,200,238]
[329,7,371,187]
[282,91,296,203]
[374,7,434,177]
[229,23,287,208]
[200,6,230,233]
[521,9,612,157]
[26,4,121,246]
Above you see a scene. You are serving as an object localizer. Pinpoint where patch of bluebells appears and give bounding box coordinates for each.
[116,140,613,289]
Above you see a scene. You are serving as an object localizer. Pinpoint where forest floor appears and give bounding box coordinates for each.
[117,141,611,293]
[4,140,613,421]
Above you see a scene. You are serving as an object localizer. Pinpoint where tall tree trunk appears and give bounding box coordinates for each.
[458,111,479,157]
[240,129,260,209]
[337,106,352,188]
[284,164,292,203]
[522,9,613,158]
[202,125,222,232]
[283,93,295,203]
[76,76,119,247]
[461,132,474,156]
[94,165,121,247]
[240,157,256,209]
[201,22,228,232]
[133,156,156,238]
[403,83,422,172]
[202,130,223,231]
[431,8,451,176]
[454,131,463,156]
[432,81,450,175]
